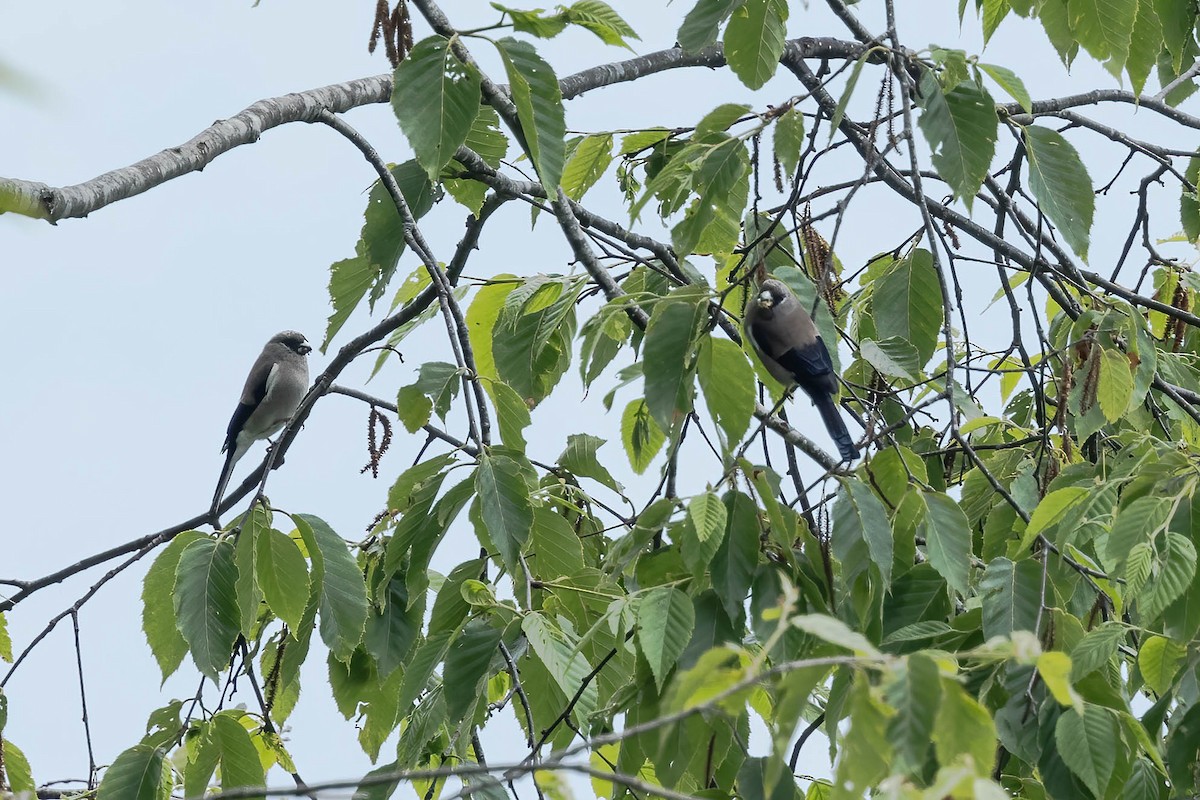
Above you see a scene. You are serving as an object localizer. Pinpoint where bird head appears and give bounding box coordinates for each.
[272,330,312,356]
[756,279,789,310]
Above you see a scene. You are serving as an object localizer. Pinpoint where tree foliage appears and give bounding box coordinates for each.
[8,1,1200,799]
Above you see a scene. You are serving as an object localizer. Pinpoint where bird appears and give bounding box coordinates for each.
[743,278,860,462]
[210,330,312,516]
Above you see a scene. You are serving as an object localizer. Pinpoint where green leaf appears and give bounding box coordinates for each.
[979,557,1042,638]
[495,37,567,190]
[832,477,894,586]
[444,620,504,724]
[2,739,34,794]
[558,433,623,492]
[359,160,437,310]
[978,62,1031,111]
[392,36,481,180]
[643,292,706,432]
[712,491,759,623]
[621,398,666,474]
[636,586,696,690]
[233,515,264,637]
[1183,157,1200,243]
[564,1,640,48]
[523,612,597,724]
[1097,347,1134,422]
[528,508,586,580]
[0,612,10,663]
[697,337,756,448]
[860,337,921,381]
[917,72,998,209]
[1139,635,1186,694]
[142,530,206,681]
[1070,622,1125,680]
[492,3,568,37]
[934,681,998,775]
[1068,0,1136,68]
[1126,0,1162,94]
[1140,531,1197,621]
[475,452,534,573]
[919,492,972,595]
[467,275,517,389]
[98,744,169,800]
[773,106,805,176]
[886,653,942,772]
[792,614,881,657]
[873,250,944,366]
[492,380,532,450]
[174,537,240,681]
[295,514,368,662]
[723,0,789,89]
[671,138,749,257]
[255,528,311,630]
[1055,704,1118,797]
[324,252,372,351]
[562,133,613,201]
[1024,124,1095,261]
[213,713,266,796]
[678,0,739,51]
[365,575,422,677]
[1106,496,1172,574]
[688,492,728,546]
[1022,486,1090,550]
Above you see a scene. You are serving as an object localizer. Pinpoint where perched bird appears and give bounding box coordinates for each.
[744,278,859,462]
[211,330,312,515]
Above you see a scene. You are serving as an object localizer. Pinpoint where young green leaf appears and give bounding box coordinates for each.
[562,133,613,201]
[294,514,368,662]
[255,527,310,630]
[475,452,534,574]
[97,744,169,800]
[621,398,666,473]
[636,586,695,690]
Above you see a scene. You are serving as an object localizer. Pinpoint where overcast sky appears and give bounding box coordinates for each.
[0,0,1181,794]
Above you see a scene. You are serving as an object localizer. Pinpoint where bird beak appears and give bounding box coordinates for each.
[756,291,773,309]
[298,344,313,355]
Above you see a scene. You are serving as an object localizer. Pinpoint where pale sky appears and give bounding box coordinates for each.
[0,0,1179,794]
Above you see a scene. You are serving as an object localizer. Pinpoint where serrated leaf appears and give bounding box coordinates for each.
[562,133,613,201]
[558,433,623,492]
[621,397,666,474]
[860,337,921,381]
[523,612,597,724]
[213,713,266,797]
[697,337,755,448]
[1139,635,1186,694]
[255,528,310,630]
[1022,486,1089,550]
[688,492,728,545]
[1038,651,1080,709]
[475,452,533,573]
[294,514,368,662]
[496,37,566,190]
[174,537,240,681]
[1140,531,1197,621]
[564,1,640,48]
[1068,0,1136,67]
[934,681,998,776]
[886,653,942,771]
[643,293,705,431]
[678,0,739,51]
[979,557,1042,638]
[723,0,788,90]
[873,249,944,366]
[636,586,696,689]
[832,477,894,586]
[1055,704,1118,797]
[143,530,206,681]
[492,380,532,451]
[712,491,759,623]
[919,492,972,595]
[444,620,504,724]
[792,614,881,657]
[918,72,998,210]
[97,744,169,800]
[392,36,481,180]
[773,106,805,176]
[978,62,1032,112]
[1024,124,1095,261]
[0,612,10,663]
[1097,347,1134,422]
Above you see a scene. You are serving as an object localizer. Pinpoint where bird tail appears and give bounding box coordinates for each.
[210,446,240,518]
[813,392,860,462]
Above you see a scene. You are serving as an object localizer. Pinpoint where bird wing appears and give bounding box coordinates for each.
[221,357,277,453]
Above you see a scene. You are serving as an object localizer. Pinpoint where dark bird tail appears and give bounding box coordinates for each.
[813,392,859,462]
[210,447,239,519]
